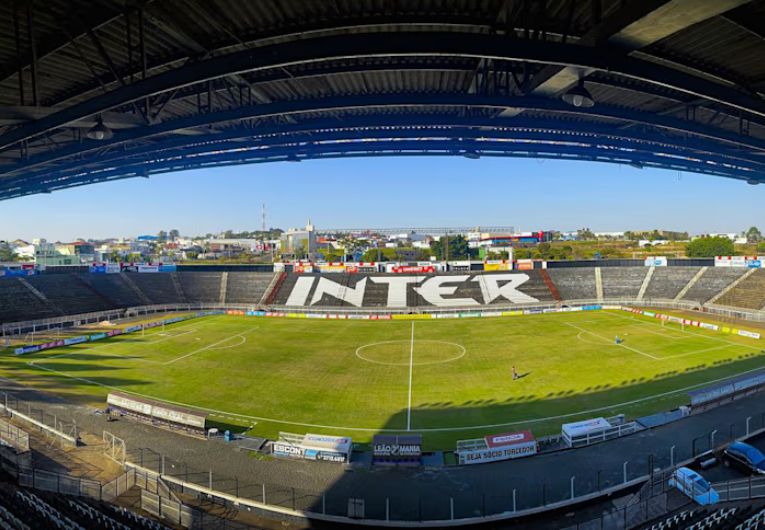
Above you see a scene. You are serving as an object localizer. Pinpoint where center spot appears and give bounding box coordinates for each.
[355,340,466,366]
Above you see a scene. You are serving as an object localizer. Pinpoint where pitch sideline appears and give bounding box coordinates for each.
[24,356,765,434]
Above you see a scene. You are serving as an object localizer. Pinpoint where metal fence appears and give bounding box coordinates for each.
[0,391,78,447]
[118,408,765,526]
[0,417,29,452]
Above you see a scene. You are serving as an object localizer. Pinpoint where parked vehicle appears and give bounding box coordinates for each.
[668,467,719,505]
[723,441,765,475]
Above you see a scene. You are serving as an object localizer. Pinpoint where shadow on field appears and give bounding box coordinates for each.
[291,351,765,526]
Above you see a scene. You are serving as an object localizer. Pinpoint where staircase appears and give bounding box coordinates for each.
[713,268,765,309]
[74,274,119,308]
[540,269,562,301]
[120,274,153,305]
[637,266,655,301]
[261,271,286,306]
[219,272,228,304]
[169,273,187,302]
[675,266,707,300]
[594,267,604,301]
[18,277,64,315]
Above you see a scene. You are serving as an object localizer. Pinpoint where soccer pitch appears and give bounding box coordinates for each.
[3,310,764,449]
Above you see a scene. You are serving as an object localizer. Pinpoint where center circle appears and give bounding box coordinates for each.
[355,340,466,366]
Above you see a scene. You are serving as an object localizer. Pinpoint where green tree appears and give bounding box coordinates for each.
[169,229,180,241]
[0,242,18,262]
[757,241,765,253]
[685,236,735,257]
[577,228,595,240]
[157,230,168,242]
[430,235,469,260]
[745,226,762,243]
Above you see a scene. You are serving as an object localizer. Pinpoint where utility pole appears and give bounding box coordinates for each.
[261,203,266,232]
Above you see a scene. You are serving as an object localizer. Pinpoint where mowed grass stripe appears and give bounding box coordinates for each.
[4,310,764,447]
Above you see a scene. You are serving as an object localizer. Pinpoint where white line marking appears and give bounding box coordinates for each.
[407,321,414,431]
[607,311,752,348]
[566,322,661,360]
[25,359,765,433]
[208,335,247,350]
[355,340,465,366]
[145,328,196,344]
[164,328,257,365]
[659,344,747,360]
[626,324,690,340]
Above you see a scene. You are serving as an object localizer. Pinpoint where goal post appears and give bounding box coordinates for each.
[661,318,685,331]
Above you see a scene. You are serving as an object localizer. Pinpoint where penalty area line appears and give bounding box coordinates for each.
[565,322,661,360]
[163,328,258,365]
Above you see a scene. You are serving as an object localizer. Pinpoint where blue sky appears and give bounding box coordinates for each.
[1,156,762,241]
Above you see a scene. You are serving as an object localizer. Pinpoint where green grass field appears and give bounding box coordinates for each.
[2,310,764,449]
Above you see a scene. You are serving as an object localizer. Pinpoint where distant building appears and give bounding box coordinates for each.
[32,239,80,266]
[282,220,317,256]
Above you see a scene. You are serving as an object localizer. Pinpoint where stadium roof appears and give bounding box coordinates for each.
[1,0,765,200]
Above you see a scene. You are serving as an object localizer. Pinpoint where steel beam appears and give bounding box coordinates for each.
[3,31,765,152]
[4,138,757,200]
[10,125,761,188]
[524,0,750,97]
[4,93,765,180]
[0,4,125,85]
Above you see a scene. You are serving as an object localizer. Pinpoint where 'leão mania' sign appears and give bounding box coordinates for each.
[456,430,538,465]
[372,434,422,466]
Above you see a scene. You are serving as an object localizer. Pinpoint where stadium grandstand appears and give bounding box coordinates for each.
[0,1,765,529]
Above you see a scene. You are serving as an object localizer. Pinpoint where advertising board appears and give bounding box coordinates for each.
[483,260,512,272]
[107,392,207,430]
[90,263,121,274]
[562,417,612,438]
[389,265,435,274]
[373,434,422,465]
[515,259,534,271]
[715,256,762,268]
[273,433,352,463]
[456,431,538,465]
[644,256,668,267]
[317,263,346,273]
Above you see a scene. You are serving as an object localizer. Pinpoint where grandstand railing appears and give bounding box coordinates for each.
[2,297,763,339]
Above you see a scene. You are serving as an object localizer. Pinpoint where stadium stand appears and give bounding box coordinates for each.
[0,266,761,324]
[26,275,112,315]
[80,274,146,308]
[270,273,300,306]
[642,267,701,301]
[680,267,748,305]
[0,278,59,324]
[125,273,183,305]
[0,485,169,530]
[225,272,276,304]
[176,271,221,303]
[168,273,188,303]
[714,268,765,310]
[644,506,765,530]
[546,268,598,300]
[600,267,649,300]
[492,270,555,304]
[274,271,556,308]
